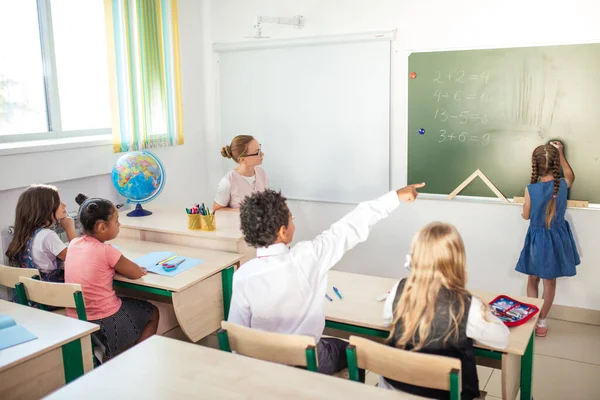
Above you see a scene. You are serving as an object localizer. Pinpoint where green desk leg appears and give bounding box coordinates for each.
[305,346,318,372]
[221,265,235,320]
[520,332,535,400]
[62,339,84,383]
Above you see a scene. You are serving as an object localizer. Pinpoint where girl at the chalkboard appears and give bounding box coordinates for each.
[515,141,579,337]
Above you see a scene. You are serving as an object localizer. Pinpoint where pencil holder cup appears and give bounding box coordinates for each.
[187,214,201,230]
[200,215,216,231]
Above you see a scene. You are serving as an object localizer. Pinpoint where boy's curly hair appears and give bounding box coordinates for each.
[240,189,290,248]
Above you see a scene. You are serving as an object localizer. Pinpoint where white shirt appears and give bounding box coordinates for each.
[214,175,256,206]
[228,190,401,341]
[383,281,509,349]
[31,229,66,272]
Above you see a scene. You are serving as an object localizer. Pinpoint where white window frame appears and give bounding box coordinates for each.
[0,0,111,147]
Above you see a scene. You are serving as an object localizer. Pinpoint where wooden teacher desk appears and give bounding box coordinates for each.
[118,206,255,264]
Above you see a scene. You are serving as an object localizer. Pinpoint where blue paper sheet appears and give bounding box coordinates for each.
[0,314,37,350]
[133,252,204,277]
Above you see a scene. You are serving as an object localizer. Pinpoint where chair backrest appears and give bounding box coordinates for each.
[0,265,39,288]
[15,277,88,321]
[347,336,461,395]
[219,321,318,371]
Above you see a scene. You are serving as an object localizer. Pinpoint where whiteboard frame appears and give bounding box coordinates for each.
[215,30,396,204]
[214,30,396,53]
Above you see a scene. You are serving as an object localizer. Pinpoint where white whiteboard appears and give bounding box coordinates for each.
[218,38,391,203]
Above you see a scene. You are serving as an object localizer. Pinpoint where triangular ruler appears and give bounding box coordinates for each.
[447,169,509,203]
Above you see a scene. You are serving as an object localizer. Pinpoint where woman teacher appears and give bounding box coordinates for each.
[213,135,268,212]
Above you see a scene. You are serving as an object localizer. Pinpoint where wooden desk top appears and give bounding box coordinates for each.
[111,238,243,292]
[119,205,244,241]
[0,300,98,372]
[45,335,412,399]
[326,271,543,356]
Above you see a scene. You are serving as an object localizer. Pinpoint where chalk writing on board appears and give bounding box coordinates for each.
[434,108,449,122]
[433,71,491,84]
[435,109,488,124]
[435,91,492,103]
[438,130,491,146]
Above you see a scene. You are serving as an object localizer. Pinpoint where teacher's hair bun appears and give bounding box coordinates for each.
[221,145,233,159]
[75,193,89,206]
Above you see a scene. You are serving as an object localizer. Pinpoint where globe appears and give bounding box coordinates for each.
[111,150,165,217]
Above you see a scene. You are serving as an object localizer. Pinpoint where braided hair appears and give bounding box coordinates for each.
[530,145,561,229]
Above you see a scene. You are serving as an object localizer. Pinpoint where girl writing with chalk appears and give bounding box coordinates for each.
[515,140,580,337]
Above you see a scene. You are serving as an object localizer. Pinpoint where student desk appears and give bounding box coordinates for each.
[118,206,255,264]
[0,300,98,400]
[45,335,415,400]
[325,271,543,400]
[110,238,243,342]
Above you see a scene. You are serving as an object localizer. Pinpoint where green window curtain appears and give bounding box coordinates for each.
[104,0,184,153]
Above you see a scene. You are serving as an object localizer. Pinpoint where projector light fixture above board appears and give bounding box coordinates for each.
[246,15,304,39]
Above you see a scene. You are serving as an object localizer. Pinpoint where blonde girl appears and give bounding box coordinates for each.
[381,223,509,400]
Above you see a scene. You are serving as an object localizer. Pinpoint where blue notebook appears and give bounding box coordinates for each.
[0,314,37,350]
[134,252,204,277]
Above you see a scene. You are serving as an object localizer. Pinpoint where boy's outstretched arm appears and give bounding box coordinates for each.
[292,183,425,280]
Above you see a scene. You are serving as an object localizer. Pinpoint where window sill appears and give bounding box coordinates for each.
[0,134,113,156]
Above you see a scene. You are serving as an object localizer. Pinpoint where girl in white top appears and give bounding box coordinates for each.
[381,222,509,399]
[214,135,268,212]
[6,184,77,282]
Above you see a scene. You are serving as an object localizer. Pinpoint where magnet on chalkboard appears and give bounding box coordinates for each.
[410,72,417,79]
[419,128,425,135]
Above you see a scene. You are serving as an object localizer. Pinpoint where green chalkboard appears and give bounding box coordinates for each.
[408,43,600,203]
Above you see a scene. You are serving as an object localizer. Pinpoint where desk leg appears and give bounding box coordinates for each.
[502,353,521,400]
[172,273,225,342]
[61,339,84,383]
[80,335,94,372]
[221,265,235,320]
[520,333,535,400]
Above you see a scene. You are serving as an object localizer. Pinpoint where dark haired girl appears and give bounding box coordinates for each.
[64,194,159,360]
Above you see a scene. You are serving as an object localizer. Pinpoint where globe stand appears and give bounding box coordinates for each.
[127,203,153,217]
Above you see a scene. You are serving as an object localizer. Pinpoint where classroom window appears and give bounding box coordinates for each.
[0,0,110,145]
[0,1,48,135]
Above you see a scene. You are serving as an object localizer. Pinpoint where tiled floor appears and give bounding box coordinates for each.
[165,317,600,400]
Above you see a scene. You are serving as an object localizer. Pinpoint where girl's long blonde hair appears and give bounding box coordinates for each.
[390,222,470,351]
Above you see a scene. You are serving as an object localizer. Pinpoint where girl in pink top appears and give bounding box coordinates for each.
[214,135,269,211]
[65,194,159,360]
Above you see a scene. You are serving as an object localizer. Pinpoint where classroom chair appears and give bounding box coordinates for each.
[217,321,319,372]
[0,264,68,314]
[0,264,39,289]
[14,277,106,365]
[0,264,40,304]
[15,276,87,320]
[346,336,462,400]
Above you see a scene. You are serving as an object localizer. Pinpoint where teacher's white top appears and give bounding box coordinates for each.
[215,167,268,208]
